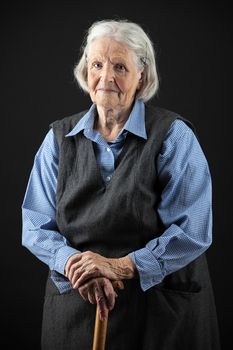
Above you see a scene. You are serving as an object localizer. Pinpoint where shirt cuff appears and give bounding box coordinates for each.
[128,248,164,291]
[52,245,80,275]
[50,270,73,294]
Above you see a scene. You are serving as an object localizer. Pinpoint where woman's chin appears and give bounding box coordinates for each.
[96,96,120,109]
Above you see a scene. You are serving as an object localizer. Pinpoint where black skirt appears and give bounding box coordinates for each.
[41,255,221,350]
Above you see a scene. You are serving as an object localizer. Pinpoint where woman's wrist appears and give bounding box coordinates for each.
[116,255,137,279]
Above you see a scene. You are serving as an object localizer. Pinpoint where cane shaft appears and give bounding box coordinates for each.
[92,305,109,350]
[92,281,123,350]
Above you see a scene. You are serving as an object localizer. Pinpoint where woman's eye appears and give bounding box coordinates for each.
[115,64,126,71]
[92,62,102,69]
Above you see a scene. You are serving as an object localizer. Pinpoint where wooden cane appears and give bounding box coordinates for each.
[92,281,124,350]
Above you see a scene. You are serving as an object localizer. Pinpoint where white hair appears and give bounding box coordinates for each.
[74,19,159,102]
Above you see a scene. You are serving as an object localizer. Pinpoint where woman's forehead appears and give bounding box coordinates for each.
[88,38,131,57]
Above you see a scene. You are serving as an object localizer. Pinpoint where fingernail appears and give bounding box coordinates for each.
[100,315,105,321]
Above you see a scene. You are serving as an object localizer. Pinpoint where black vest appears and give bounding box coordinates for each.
[41,104,220,350]
[52,104,189,257]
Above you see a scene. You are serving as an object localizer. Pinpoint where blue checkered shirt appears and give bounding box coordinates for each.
[22,99,212,293]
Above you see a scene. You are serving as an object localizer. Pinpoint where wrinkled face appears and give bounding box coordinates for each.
[86,38,143,110]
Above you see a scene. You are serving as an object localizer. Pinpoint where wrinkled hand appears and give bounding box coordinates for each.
[65,251,136,289]
[78,277,124,321]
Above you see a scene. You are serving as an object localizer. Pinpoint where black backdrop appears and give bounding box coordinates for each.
[1,1,232,348]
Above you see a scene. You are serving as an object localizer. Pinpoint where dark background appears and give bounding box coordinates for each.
[1,0,232,348]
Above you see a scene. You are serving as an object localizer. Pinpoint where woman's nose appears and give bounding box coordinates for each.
[99,64,115,82]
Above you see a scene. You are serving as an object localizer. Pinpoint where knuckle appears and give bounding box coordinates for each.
[70,265,76,274]
[70,254,77,263]
[97,295,104,304]
[92,264,98,272]
[79,285,87,294]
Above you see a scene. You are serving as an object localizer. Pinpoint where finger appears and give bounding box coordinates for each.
[69,256,98,283]
[88,291,96,305]
[67,266,79,284]
[78,285,89,301]
[70,266,85,286]
[65,253,82,277]
[74,268,100,288]
[78,280,97,305]
[112,280,125,290]
[95,285,108,321]
[103,280,116,311]
[68,258,90,283]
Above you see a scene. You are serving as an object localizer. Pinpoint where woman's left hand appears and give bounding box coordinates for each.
[78,277,124,321]
[65,251,136,289]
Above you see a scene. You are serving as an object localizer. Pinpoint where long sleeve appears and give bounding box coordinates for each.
[128,119,212,291]
[22,129,78,292]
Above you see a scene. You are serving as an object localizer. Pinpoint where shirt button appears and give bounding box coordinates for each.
[106,147,111,152]
[106,176,111,182]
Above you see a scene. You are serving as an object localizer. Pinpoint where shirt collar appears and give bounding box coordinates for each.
[65,99,147,140]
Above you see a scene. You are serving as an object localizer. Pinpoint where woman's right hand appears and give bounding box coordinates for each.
[77,277,124,321]
[65,251,136,288]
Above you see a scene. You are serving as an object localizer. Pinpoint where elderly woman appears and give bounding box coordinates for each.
[22,19,220,350]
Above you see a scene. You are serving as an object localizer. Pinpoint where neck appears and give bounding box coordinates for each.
[95,105,131,141]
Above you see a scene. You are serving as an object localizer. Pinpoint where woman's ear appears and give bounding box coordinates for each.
[139,69,144,81]
[137,71,144,90]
